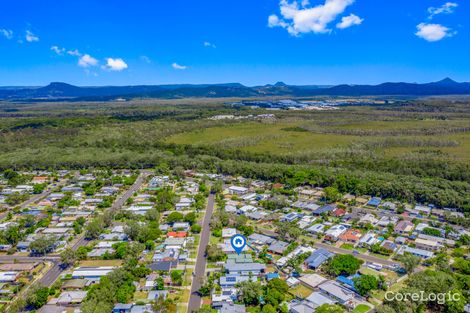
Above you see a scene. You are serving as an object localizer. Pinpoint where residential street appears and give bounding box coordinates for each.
[0,177,71,220]
[260,228,398,267]
[0,171,149,289]
[187,193,215,313]
[313,242,398,266]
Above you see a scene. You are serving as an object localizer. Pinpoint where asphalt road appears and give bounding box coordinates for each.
[187,193,215,313]
[38,172,149,286]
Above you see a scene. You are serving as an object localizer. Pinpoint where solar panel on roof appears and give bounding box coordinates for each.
[226,277,236,282]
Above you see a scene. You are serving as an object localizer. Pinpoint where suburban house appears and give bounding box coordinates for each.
[0,271,19,283]
[358,213,378,226]
[299,273,328,289]
[306,292,336,308]
[338,229,362,243]
[56,291,87,305]
[71,266,116,281]
[313,204,337,215]
[228,186,248,195]
[224,262,266,276]
[304,249,335,269]
[219,274,251,288]
[414,238,444,251]
[222,228,237,238]
[394,220,414,234]
[307,223,326,234]
[324,225,348,242]
[318,281,355,305]
[268,240,290,255]
[403,246,434,259]
[367,197,381,207]
[357,232,379,247]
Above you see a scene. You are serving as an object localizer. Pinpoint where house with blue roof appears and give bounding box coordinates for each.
[112,303,132,313]
[336,274,360,292]
[367,197,382,207]
[304,248,335,269]
[313,204,337,215]
[282,212,302,223]
[266,272,280,281]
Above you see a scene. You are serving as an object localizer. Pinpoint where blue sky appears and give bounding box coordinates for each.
[0,0,469,86]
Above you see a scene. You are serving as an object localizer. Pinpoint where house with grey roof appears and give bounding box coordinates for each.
[224,262,266,275]
[268,240,289,254]
[304,249,335,269]
[318,281,355,304]
[248,233,275,246]
[219,275,251,287]
[219,303,246,313]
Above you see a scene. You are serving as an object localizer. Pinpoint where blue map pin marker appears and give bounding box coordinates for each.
[231,234,246,255]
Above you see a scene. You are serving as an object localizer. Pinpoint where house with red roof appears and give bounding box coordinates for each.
[339,229,363,243]
[333,208,346,217]
[167,231,187,238]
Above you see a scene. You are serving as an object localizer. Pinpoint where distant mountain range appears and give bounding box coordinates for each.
[1,78,469,100]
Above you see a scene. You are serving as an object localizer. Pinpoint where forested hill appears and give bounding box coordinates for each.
[1,78,470,100]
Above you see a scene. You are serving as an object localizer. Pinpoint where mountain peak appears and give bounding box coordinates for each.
[274,81,287,87]
[47,82,76,88]
[436,77,457,85]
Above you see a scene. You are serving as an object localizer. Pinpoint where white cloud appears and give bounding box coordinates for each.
[415,23,454,42]
[25,30,39,42]
[268,0,358,36]
[140,55,152,64]
[103,58,128,71]
[428,2,458,19]
[51,45,65,55]
[203,41,216,48]
[84,69,99,77]
[172,62,187,70]
[336,13,363,29]
[67,49,81,56]
[78,54,98,67]
[0,29,13,39]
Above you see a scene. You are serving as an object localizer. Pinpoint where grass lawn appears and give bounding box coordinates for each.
[340,243,355,250]
[369,252,391,260]
[210,235,221,244]
[356,247,368,253]
[289,284,314,298]
[371,279,406,301]
[359,267,382,278]
[133,291,148,301]
[353,304,372,313]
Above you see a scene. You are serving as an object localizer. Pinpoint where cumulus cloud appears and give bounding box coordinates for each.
[67,49,81,56]
[203,41,216,48]
[428,2,458,19]
[25,30,39,42]
[172,62,187,70]
[103,58,128,71]
[78,54,98,67]
[268,0,358,35]
[336,13,363,29]
[0,29,13,39]
[415,23,454,42]
[51,45,65,55]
